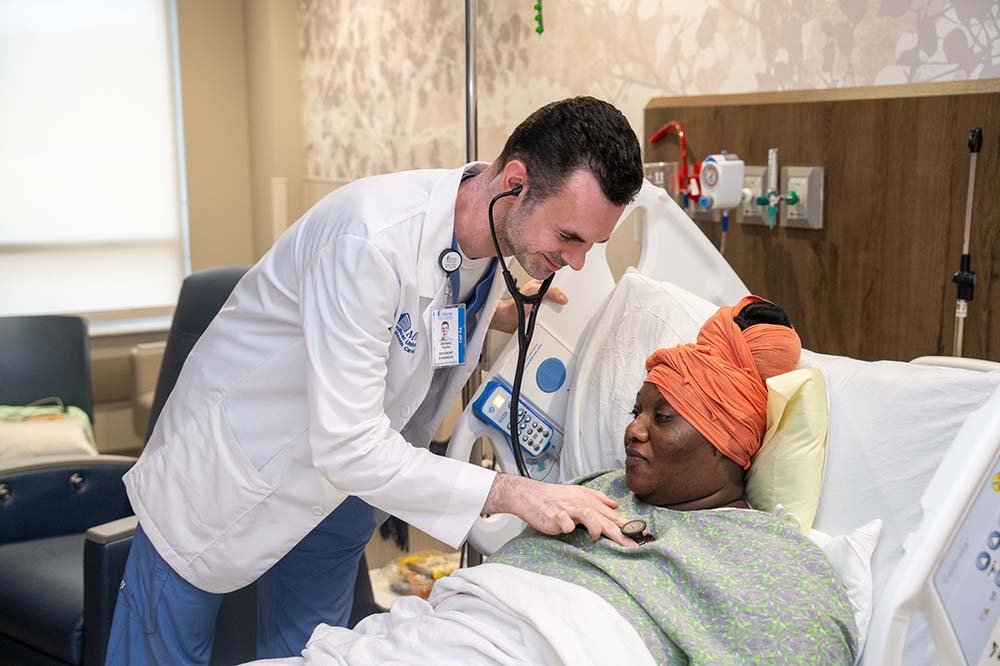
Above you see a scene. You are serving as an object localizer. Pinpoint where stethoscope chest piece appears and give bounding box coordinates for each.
[622,519,654,544]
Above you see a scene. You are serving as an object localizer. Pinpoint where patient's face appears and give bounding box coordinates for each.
[624,383,729,507]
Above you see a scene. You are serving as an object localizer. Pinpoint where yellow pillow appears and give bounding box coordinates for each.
[745,368,828,533]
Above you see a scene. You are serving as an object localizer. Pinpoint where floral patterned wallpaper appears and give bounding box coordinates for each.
[300,0,999,181]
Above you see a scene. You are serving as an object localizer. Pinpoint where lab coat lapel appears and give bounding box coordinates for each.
[416,161,489,300]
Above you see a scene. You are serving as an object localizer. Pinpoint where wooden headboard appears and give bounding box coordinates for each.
[644,80,1000,362]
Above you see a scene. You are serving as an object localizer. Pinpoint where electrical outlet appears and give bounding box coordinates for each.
[780,166,824,229]
[739,166,767,225]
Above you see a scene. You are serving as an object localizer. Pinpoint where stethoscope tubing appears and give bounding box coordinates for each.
[487,186,554,477]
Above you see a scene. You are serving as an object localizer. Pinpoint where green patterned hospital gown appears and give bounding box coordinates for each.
[490,470,857,665]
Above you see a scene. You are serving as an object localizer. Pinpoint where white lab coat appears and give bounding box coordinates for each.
[124,166,501,593]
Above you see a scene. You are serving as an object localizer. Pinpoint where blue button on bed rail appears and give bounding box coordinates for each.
[536,358,566,393]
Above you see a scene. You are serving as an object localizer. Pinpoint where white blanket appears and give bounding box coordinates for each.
[245,563,654,666]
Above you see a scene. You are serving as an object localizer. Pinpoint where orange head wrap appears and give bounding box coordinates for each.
[643,296,802,469]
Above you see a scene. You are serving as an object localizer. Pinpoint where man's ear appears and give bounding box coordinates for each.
[501,159,528,195]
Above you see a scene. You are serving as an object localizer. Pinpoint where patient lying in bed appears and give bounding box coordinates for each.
[249,297,857,666]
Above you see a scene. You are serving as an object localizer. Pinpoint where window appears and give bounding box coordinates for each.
[0,0,188,318]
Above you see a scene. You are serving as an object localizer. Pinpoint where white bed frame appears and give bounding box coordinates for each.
[866,381,1000,664]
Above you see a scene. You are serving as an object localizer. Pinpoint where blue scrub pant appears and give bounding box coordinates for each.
[105,496,375,665]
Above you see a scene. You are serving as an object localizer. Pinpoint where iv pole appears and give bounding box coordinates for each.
[952,127,982,357]
[461,0,486,568]
[458,0,543,566]
[461,0,481,409]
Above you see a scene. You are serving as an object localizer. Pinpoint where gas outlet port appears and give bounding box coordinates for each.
[739,165,767,226]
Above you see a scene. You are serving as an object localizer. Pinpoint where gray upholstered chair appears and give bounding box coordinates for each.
[0,268,383,665]
[0,315,134,665]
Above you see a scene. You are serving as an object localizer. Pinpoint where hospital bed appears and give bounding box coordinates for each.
[447,180,1000,665]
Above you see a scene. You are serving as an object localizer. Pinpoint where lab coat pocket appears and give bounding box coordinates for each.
[135,404,277,567]
[220,341,308,470]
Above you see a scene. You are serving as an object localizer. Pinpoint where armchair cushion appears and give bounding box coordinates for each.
[0,533,85,665]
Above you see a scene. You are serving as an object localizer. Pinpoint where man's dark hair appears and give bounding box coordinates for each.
[496,97,644,207]
[733,300,793,330]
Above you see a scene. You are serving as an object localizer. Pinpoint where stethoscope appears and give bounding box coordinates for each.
[487,185,554,478]
[486,187,656,547]
[622,519,654,544]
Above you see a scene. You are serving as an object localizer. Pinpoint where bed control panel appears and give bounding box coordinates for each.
[932,453,1000,665]
[472,379,561,462]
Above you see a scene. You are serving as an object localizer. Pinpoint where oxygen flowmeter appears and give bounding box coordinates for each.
[696,153,746,256]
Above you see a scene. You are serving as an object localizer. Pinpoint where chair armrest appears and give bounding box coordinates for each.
[86,515,138,544]
[0,453,136,475]
[83,516,137,666]
[0,454,136,544]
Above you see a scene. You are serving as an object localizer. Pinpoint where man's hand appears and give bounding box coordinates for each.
[483,474,638,547]
[489,279,568,334]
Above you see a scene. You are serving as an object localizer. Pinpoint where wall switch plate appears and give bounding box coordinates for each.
[739,165,767,226]
[780,166,824,229]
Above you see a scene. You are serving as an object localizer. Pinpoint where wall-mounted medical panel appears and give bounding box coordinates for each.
[780,166,824,230]
[644,80,1000,363]
[740,165,768,226]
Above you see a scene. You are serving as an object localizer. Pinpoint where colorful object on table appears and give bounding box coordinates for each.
[388,551,460,599]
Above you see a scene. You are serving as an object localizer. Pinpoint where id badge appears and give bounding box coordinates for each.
[431,305,466,368]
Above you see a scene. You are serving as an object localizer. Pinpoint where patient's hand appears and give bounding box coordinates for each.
[489,280,568,334]
[483,474,638,548]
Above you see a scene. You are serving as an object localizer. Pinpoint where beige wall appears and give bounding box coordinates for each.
[175,0,256,270]
[301,0,998,179]
[245,0,308,258]
[174,0,307,266]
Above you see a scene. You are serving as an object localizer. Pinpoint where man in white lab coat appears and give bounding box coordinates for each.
[105,96,645,665]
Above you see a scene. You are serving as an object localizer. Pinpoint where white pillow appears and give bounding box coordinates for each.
[0,408,97,461]
[808,519,883,663]
[560,270,716,481]
[802,351,1000,662]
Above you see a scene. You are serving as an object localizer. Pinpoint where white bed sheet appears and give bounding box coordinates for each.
[245,563,654,666]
